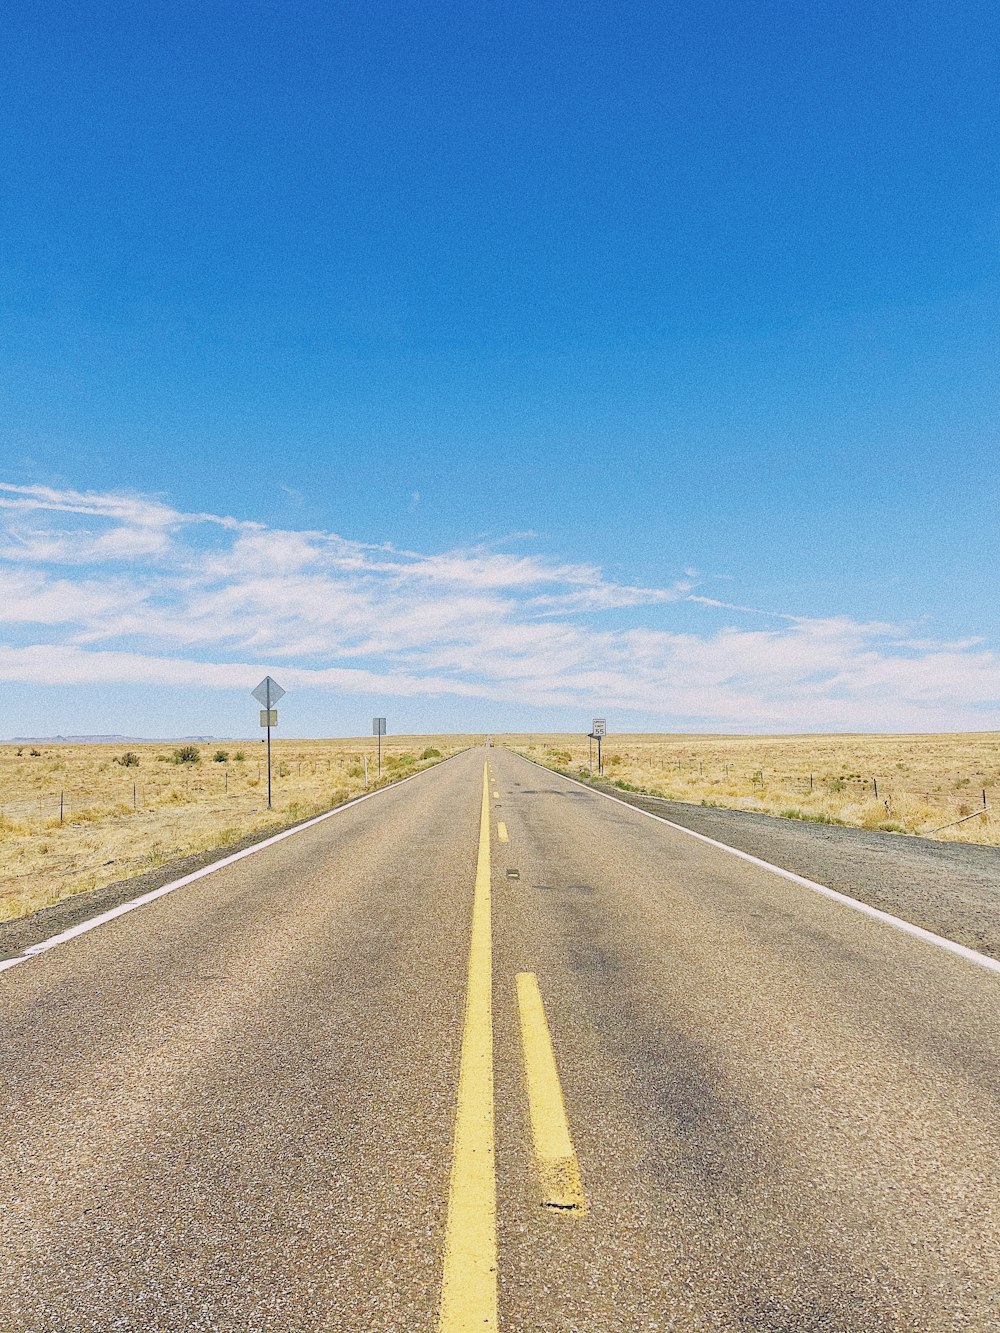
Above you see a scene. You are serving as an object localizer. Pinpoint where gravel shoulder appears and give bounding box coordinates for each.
[553,770,1000,961]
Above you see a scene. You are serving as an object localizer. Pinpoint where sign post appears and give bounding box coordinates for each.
[373,717,387,777]
[252,676,286,809]
[592,717,606,776]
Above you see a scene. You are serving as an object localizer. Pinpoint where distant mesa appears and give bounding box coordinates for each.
[7,735,231,744]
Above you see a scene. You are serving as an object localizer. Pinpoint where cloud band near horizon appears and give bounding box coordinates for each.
[0,481,997,732]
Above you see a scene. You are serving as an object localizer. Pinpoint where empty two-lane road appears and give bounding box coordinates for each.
[1,747,997,1331]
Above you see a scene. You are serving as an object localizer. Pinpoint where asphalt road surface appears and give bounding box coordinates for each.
[1,748,997,1331]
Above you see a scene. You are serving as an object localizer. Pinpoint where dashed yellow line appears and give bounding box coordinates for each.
[516,972,587,1213]
[497,821,509,843]
[438,764,497,1331]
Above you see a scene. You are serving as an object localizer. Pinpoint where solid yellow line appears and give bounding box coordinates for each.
[497,821,509,843]
[439,763,497,1331]
[516,973,587,1212]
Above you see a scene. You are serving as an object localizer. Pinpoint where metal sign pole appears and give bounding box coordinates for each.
[267,721,272,809]
[372,717,386,778]
[266,677,272,809]
[597,733,602,776]
[252,676,286,812]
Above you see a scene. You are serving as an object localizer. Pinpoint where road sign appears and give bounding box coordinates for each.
[251,677,286,811]
[592,718,606,737]
[252,676,285,709]
[372,717,387,736]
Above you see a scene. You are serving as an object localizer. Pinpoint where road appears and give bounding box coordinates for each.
[0,747,997,1331]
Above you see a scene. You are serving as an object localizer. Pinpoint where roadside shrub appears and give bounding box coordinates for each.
[115,752,140,767]
[213,750,229,763]
[234,750,246,762]
[347,765,364,778]
[172,746,201,764]
[29,748,41,757]
[420,747,442,760]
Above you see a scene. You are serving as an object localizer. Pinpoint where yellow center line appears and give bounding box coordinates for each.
[497,821,509,843]
[516,972,587,1213]
[439,763,497,1331]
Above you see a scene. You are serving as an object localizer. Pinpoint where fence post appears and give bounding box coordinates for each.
[60,790,64,824]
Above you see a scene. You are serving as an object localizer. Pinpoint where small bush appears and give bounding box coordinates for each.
[30,748,41,757]
[347,765,364,778]
[234,750,246,762]
[115,752,141,767]
[420,747,442,760]
[276,762,290,777]
[172,746,201,765]
[213,750,229,763]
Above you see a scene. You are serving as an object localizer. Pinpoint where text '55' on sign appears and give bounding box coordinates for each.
[260,709,278,727]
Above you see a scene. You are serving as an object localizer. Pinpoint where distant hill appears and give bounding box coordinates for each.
[7,735,236,744]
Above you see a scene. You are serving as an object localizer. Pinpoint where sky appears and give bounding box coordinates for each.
[1,1,998,738]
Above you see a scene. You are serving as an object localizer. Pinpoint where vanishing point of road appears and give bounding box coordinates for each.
[1,747,997,1331]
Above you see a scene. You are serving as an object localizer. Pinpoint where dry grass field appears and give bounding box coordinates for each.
[0,736,474,924]
[505,732,1000,848]
[3,731,996,928]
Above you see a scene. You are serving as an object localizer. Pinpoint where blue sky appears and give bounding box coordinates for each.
[2,1,998,737]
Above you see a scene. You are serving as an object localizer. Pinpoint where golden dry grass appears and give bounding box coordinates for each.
[0,736,474,924]
[503,732,1000,847]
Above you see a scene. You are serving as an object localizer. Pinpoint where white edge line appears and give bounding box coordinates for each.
[518,754,1000,980]
[0,757,461,977]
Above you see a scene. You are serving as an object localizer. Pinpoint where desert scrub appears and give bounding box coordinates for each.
[507,732,1000,848]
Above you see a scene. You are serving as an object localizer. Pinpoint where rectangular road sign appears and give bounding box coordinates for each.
[372,717,387,736]
[260,709,277,727]
[592,718,606,737]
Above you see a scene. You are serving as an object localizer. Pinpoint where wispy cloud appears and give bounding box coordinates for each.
[1,481,997,730]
